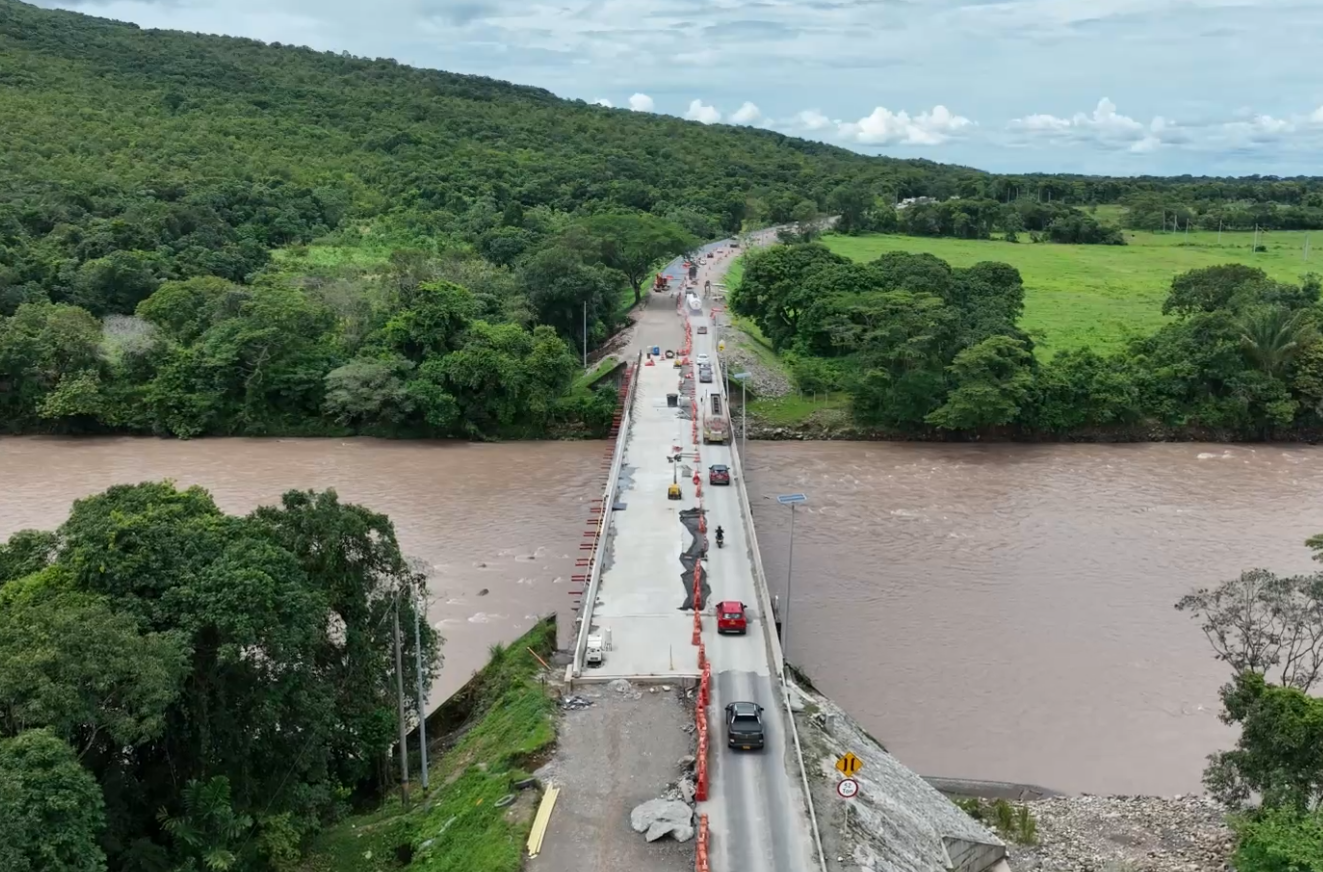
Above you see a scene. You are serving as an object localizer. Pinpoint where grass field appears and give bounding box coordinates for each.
[824,228,1321,356]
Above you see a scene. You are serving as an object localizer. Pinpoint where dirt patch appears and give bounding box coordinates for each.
[530,685,697,872]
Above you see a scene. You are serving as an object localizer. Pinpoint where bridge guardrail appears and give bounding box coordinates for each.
[571,350,643,676]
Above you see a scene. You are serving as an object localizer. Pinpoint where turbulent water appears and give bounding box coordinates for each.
[3,436,1320,794]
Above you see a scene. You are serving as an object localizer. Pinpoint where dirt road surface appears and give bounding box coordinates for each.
[531,685,697,872]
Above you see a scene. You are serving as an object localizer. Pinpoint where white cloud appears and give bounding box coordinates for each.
[1008,98,1183,152]
[793,109,834,132]
[1221,113,1296,144]
[1028,98,1144,138]
[592,98,613,108]
[1014,113,1072,133]
[1311,106,1323,124]
[627,93,654,113]
[685,99,721,125]
[730,101,762,125]
[836,104,973,146]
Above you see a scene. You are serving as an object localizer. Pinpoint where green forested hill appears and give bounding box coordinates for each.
[0,0,976,246]
[0,0,984,439]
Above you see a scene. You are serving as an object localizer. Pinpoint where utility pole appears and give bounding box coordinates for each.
[1218,217,1222,245]
[582,302,588,368]
[774,493,807,685]
[392,594,410,802]
[413,585,430,791]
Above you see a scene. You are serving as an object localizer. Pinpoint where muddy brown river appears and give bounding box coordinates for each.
[2,437,1320,795]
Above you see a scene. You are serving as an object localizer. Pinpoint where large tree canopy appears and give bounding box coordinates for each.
[0,482,440,872]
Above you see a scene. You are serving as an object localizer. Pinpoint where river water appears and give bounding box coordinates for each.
[2,437,1320,795]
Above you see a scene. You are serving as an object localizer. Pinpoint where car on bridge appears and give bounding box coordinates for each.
[697,325,708,334]
[699,366,713,383]
[695,353,710,365]
[725,701,765,750]
[708,464,730,485]
[716,600,747,634]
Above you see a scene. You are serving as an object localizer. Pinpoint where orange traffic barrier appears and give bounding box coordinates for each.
[692,608,701,645]
[698,514,706,533]
[696,814,710,872]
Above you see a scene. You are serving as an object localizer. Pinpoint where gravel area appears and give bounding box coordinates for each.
[1008,795,1235,872]
[530,681,698,872]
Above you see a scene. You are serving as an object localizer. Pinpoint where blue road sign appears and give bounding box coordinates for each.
[776,493,807,505]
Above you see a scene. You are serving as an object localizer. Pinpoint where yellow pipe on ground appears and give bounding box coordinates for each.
[526,784,560,858]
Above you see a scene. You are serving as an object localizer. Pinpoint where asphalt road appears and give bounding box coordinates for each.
[684,247,817,872]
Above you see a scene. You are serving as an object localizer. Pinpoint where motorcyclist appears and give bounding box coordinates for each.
[715,525,725,547]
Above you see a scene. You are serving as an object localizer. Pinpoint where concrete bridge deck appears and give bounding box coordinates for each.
[571,239,821,872]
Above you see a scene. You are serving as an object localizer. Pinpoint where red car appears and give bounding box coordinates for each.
[708,464,731,485]
[717,600,748,635]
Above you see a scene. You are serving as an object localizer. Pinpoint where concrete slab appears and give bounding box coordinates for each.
[583,358,703,680]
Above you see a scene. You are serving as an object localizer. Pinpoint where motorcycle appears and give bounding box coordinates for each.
[715,534,725,549]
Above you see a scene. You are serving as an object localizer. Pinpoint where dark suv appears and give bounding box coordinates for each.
[725,701,765,750]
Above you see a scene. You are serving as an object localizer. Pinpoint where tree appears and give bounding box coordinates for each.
[0,729,107,872]
[322,356,416,427]
[0,530,57,584]
[69,250,161,316]
[0,587,187,758]
[1233,805,1323,872]
[828,184,872,234]
[1163,264,1273,317]
[1175,568,1323,692]
[577,214,696,305]
[518,245,620,346]
[1203,671,1323,810]
[1238,307,1317,376]
[158,777,253,872]
[926,335,1035,431]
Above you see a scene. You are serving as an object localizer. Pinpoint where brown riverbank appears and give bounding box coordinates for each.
[741,406,1323,444]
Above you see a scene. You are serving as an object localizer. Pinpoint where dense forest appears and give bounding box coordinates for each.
[733,244,1323,440]
[3,0,1323,440]
[0,483,438,872]
[825,194,1127,244]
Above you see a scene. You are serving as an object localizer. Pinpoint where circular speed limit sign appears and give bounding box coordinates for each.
[836,778,859,799]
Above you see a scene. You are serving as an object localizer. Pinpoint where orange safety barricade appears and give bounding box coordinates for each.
[692,608,701,645]
[696,814,710,872]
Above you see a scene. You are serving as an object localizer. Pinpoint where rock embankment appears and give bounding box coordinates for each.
[1008,795,1234,872]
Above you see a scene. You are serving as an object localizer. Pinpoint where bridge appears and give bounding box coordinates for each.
[565,240,826,872]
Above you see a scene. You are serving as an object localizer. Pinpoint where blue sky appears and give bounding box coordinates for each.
[36,0,1323,176]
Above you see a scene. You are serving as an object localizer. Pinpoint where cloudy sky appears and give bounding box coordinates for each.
[36,0,1323,176]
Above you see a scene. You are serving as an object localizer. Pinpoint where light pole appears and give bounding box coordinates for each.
[732,371,751,459]
[774,493,807,681]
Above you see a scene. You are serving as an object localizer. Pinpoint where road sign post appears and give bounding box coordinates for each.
[775,493,807,681]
